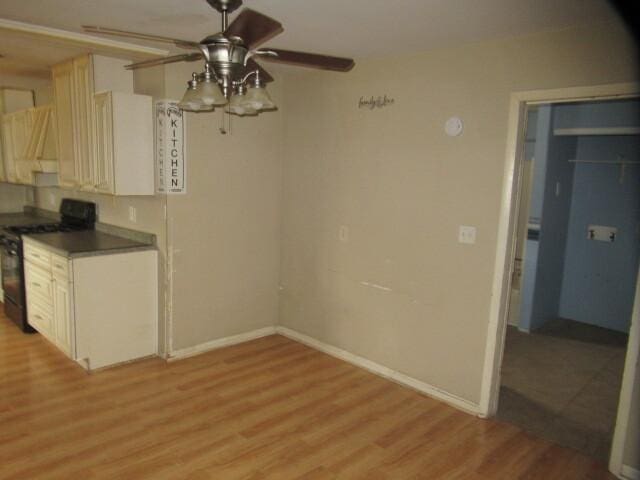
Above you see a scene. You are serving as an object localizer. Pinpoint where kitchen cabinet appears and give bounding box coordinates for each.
[0,88,34,182]
[1,106,59,185]
[52,56,91,189]
[52,54,150,195]
[52,59,78,188]
[93,91,154,195]
[1,114,18,182]
[73,55,96,190]
[23,238,157,370]
[23,244,70,354]
[2,109,34,184]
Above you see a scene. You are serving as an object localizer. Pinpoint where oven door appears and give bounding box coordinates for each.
[1,237,26,325]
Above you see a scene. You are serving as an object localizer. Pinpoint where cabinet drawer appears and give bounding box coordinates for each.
[24,244,51,270]
[51,253,70,280]
[24,261,53,304]
[28,300,54,338]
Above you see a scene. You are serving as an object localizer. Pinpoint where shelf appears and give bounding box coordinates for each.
[554,127,640,136]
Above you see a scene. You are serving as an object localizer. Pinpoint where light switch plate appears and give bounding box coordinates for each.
[458,225,477,244]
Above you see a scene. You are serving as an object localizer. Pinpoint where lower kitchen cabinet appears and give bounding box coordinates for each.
[23,238,158,370]
[53,275,74,357]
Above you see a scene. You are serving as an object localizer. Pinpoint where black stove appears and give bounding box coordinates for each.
[1,199,96,332]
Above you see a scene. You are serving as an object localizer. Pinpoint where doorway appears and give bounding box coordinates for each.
[480,83,640,477]
[499,99,639,463]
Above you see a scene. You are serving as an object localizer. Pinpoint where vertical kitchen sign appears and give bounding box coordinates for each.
[155,100,186,194]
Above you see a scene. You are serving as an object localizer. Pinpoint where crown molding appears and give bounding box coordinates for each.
[0,18,169,58]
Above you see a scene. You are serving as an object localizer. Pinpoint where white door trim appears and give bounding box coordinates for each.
[477,82,640,477]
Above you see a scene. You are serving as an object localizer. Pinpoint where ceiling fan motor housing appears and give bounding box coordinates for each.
[200,34,248,86]
[206,0,243,14]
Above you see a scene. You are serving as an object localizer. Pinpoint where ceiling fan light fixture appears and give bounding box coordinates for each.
[226,86,258,116]
[244,83,275,111]
[197,65,228,106]
[178,75,214,112]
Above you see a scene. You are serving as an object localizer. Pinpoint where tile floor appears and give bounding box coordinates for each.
[497,318,627,463]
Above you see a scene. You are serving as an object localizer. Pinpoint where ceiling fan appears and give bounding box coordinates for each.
[82,0,355,116]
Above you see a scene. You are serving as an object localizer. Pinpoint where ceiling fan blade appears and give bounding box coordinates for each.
[259,48,354,72]
[82,25,200,49]
[224,9,283,49]
[245,58,274,83]
[124,52,203,70]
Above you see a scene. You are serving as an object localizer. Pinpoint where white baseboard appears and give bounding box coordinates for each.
[168,326,277,360]
[166,324,479,416]
[621,465,640,480]
[275,326,480,415]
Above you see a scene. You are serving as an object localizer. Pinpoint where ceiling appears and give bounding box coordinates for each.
[0,0,625,80]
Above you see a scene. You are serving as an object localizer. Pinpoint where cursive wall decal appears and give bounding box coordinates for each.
[358,95,395,110]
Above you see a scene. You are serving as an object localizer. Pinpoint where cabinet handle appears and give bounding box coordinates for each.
[34,314,42,320]
[54,263,64,269]
[32,282,41,287]
[32,253,40,258]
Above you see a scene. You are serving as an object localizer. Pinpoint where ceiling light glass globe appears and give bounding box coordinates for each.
[197,79,227,106]
[178,85,214,112]
[226,93,258,116]
[244,85,276,111]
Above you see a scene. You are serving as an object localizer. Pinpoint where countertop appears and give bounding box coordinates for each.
[0,212,59,228]
[24,230,155,258]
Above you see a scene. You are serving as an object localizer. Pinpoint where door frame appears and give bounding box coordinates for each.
[478,82,640,476]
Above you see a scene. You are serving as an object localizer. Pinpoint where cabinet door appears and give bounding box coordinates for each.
[53,60,80,188]
[72,55,96,191]
[13,111,36,185]
[1,115,16,182]
[53,278,74,358]
[10,110,30,160]
[93,92,115,194]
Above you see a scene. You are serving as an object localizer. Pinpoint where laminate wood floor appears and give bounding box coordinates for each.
[0,312,615,479]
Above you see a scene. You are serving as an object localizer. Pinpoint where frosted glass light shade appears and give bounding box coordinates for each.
[226,93,258,116]
[197,79,227,106]
[244,85,276,110]
[178,86,213,112]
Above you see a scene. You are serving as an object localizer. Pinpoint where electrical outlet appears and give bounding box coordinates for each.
[129,206,137,223]
[458,225,477,244]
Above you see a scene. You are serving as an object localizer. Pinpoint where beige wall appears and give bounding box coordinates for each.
[0,183,27,212]
[163,62,283,351]
[279,22,639,404]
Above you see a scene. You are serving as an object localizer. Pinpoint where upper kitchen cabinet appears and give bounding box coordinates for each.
[94,92,153,195]
[0,88,34,182]
[53,54,152,195]
[52,59,77,188]
[52,55,96,190]
[2,105,59,185]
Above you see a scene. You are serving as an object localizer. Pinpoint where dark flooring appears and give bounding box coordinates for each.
[497,318,627,464]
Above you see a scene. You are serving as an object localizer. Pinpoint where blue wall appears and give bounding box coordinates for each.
[518,106,550,331]
[559,135,640,332]
[519,106,577,332]
[526,125,576,331]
